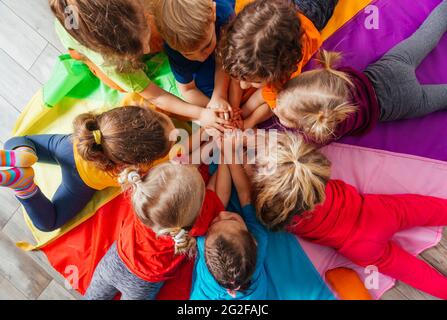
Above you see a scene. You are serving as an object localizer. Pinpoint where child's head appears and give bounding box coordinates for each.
[218,0,303,89]
[121,163,206,255]
[252,132,331,230]
[153,0,217,62]
[73,106,175,175]
[205,211,257,295]
[275,51,357,144]
[49,0,150,72]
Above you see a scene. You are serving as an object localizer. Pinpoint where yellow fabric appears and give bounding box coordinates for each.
[321,0,374,41]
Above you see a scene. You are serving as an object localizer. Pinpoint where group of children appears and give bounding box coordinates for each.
[1,0,447,300]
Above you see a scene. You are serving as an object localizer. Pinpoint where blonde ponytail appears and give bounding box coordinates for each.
[253,132,331,230]
[158,227,197,257]
[276,50,357,144]
[121,163,205,256]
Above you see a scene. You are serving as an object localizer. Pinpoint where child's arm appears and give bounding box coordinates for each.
[243,104,273,129]
[229,79,243,110]
[207,62,231,110]
[177,81,211,107]
[207,163,232,208]
[139,83,228,130]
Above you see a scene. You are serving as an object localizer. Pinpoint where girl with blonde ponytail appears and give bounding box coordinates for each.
[276,1,447,144]
[253,130,447,299]
[86,162,232,300]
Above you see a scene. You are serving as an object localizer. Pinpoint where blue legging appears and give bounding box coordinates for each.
[5,135,96,232]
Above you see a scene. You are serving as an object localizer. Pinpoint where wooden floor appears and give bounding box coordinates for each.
[0,0,445,300]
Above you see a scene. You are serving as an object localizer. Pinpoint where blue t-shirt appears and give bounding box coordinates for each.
[190,204,269,300]
[164,0,235,85]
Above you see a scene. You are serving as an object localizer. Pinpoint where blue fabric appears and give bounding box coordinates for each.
[164,0,235,97]
[5,135,96,232]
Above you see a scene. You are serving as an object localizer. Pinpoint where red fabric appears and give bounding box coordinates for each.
[42,165,216,300]
[288,179,447,299]
[117,189,225,283]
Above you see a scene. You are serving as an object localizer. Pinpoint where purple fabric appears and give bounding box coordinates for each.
[263,0,447,161]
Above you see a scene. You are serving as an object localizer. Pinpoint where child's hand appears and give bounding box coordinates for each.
[198,108,231,132]
[207,96,232,122]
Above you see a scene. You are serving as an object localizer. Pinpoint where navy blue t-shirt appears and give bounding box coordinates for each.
[164,0,235,86]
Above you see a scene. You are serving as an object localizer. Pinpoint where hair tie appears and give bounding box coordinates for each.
[173,229,187,245]
[92,130,102,145]
[118,170,142,185]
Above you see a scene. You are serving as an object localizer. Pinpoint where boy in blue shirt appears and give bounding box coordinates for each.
[154,0,235,113]
[190,153,269,299]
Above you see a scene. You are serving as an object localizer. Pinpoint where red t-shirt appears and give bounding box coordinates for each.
[117,189,225,283]
[287,180,363,249]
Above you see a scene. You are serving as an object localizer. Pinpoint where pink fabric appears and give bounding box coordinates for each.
[299,143,446,299]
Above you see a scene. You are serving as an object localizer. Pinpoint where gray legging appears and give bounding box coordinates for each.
[85,243,164,300]
[364,0,447,121]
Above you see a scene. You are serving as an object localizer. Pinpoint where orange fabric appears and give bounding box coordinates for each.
[117,190,225,283]
[262,13,322,109]
[68,50,126,93]
[235,0,253,13]
[325,268,373,300]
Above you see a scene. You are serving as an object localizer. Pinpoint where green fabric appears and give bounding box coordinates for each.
[43,51,181,108]
[55,20,151,93]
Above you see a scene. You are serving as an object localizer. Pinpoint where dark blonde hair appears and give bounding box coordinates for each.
[73,106,172,175]
[152,0,215,52]
[252,132,331,230]
[120,163,205,255]
[276,50,357,144]
[205,230,257,291]
[49,0,148,72]
[218,0,303,89]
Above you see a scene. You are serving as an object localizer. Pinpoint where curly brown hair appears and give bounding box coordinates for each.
[49,0,148,72]
[218,0,303,89]
[73,106,172,175]
[205,231,257,291]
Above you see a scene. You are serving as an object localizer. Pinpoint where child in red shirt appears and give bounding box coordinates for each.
[251,132,447,299]
[85,162,231,300]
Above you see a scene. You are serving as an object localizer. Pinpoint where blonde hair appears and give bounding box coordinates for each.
[276,50,357,144]
[252,132,331,230]
[152,0,214,52]
[119,163,206,256]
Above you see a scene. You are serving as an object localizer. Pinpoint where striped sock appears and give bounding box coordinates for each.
[0,167,38,199]
[0,148,37,168]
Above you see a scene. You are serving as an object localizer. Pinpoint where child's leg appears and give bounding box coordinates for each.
[4,135,96,232]
[85,243,121,300]
[365,1,447,121]
[88,243,163,301]
[376,194,447,232]
[384,0,447,68]
[293,0,339,31]
[360,241,447,299]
